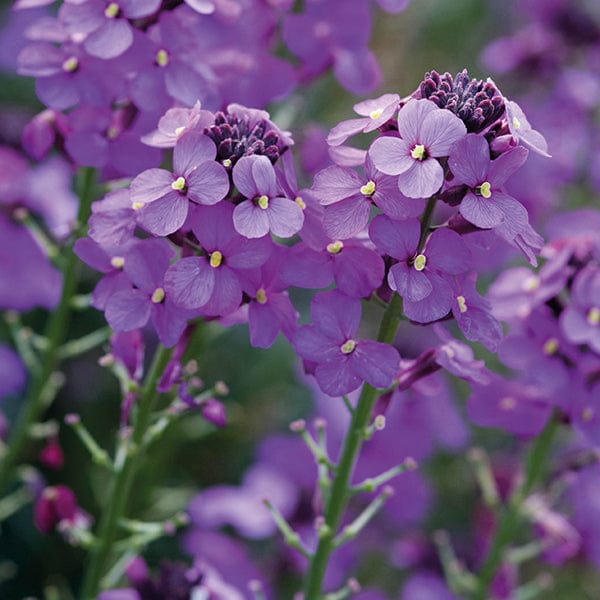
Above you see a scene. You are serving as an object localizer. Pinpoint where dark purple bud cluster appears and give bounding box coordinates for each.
[418,69,505,133]
[133,561,203,600]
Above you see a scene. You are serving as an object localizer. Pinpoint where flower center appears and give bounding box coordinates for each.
[478,181,492,198]
[209,251,223,268]
[411,144,426,161]
[512,116,521,130]
[132,201,145,210]
[369,108,383,120]
[175,126,186,137]
[257,195,269,210]
[155,49,169,67]
[588,307,600,326]
[522,275,540,292]
[256,288,267,304]
[582,406,594,422]
[171,176,187,192]
[360,180,376,196]
[340,339,356,354]
[500,396,516,411]
[104,2,120,18]
[222,158,232,168]
[413,253,427,271]
[456,295,467,313]
[542,337,558,355]
[151,287,165,303]
[110,256,124,269]
[295,196,306,210]
[62,57,79,73]
[326,241,344,254]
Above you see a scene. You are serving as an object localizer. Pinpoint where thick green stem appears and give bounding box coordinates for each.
[80,343,173,600]
[472,415,559,600]
[0,167,96,497]
[303,293,403,599]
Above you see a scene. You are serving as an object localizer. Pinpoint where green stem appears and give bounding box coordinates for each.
[472,415,559,600]
[303,293,403,599]
[0,167,96,498]
[79,343,173,600]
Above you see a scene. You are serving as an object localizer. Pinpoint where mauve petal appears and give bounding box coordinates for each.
[460,191,504,229]
[233,200,270,239]
[426,228,471,274]
[123,239,173,292]
[311,166,364,205]
[35,75,79,110]
[488,146,529,186]
[369,215,419,260]
[323,197,370,240]
[280,246,333,289]
[232,156,259,198]
[397,159,444,199]
[164,61,215,108]
[352,341,399,388]
[403,273,452,323]
[97,590,139,600]
[130,168,173,204]
[136,193,188,236]
[372,175,425,220]
[186,162,229,206]
[226,236,272,270]
[164,257,214,309]
[327,118,368,147]
[17,43,62,77]
[333,47,381,95]
[85,20,133,59]
[334,246,384,298]
[203,266,242,316]
[151,301,188,348]
[420,109,466,157]
[311,290,361,341]
[390,264,433,302]
[316,357,362,397]
[560,308,591,345]
[293,326,341,363]
[105,288,151,332]
[369,136,413,176]
[267,197,304,238]
[251,155,278,196]
[249,302,280,349]
[119,0,161,18]
[498,335,539,370]
[191,203,237,252]
[493,192,528,234]
[91,271,129,311]
[397,99,437,142]
[448,134,489,187]
[173,131,217,176]
[73,238,111,273]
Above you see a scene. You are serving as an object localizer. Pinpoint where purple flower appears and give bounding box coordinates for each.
[369,99,466,198]
[59,0,161,60]
[130,131,229,237]
[506,99,551,157]
[104,239,194,347]
[87,189,137,247]
[448,133,529,229]
[293,290,400,396]
[232,155,304,239]
[164,203,271,316]
[369,216,471,322]
[311,155,424,240]
[560,266,600,353]
[327,93,400,146]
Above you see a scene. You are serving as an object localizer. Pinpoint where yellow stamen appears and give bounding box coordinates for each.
[500,396,516,411]
[175,126,185,136]
[62,57,79,73]
[171,176,186,191]
[104,2,119,18]
[106,126,119,140]
[326,241,344,254]
[151,287,165,303]
[542,337,559,355]
[257,195,269,209]
[479,181,492,198]
[411,144,426,160]
[523,276,540,292]
[340,339,356,354]
[512,116,521,130]
[155,49,169,67]
[360,180,376,196]
[209,250,223,268]
[582,407,594,422]
[132,201,145,210]
[457,295,467,313]
[110,256,124,269]
[222,158,232,168]
[369,108,383,120]
[588,307,600,326]
[295,196,306,210]
[413,253,427,271]
[256,288,267,304]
